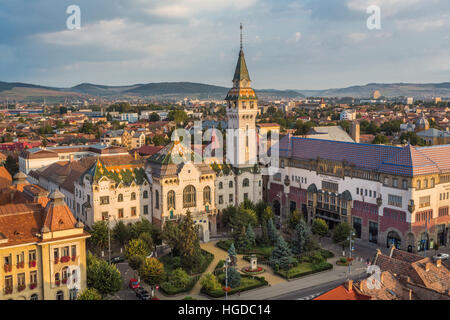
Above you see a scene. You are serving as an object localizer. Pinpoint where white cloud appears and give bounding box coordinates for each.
[148,0,258,18]
[395,18,447,32]
[347,32,368,42]
[347,0,431,17]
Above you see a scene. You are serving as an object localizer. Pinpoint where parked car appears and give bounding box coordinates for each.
[129,278,140,290]
[135,287,151,300]
[433,253,449,261]
[110,256,125,264]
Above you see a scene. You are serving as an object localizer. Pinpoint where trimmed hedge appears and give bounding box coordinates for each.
[201,275,268,298]
[276,262,333,280]
[197,249,215,274]
[159,275,200,296]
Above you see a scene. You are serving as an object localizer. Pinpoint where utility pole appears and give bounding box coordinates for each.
[347,230,355,279]
[107,215,111,264]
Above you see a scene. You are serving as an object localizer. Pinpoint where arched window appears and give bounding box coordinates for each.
[56,290,64,300]
[183,185,196,208]
[219,182,223,190]
[229,181,233,188]
[167,191,175,209]
[143,190,148,199]
[424,179,428,189]
[155,190,159,209]
[62,267,69,282]
[118,194,123,202]
[430,178,435,188]
[417,180,421,189]
[131,192,136,200]
[203,186,211,205]
[243,178,249,187]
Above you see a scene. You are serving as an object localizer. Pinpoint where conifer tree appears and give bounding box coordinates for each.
[271,235,295,270]
[267,218,278,245]
[246,223,256,249]
[292,219,310,255]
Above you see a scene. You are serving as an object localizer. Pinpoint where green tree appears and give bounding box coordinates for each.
[312,218,329,237]
[178,212,202,271]
[112,220,130,245]
[372,134,389,145]
[236,226,252,253]
[226,267,241,288]
[139,232,154,252]
[292,220,310,255]
[125,238,150,260]
[128,254,145,271]
[228,242,237,266]
[140,257,165,287]
[77,288,102,300]
[288,209,302,230]
[149,112,161,122]
[168,110,188,126]
[162,221,182,256]
[86,252,122,297]
[400,132,425,146]
[246,223,256,249]
[200,273,221,291]
[267,218,278,245]
[4,155,18,176]
[332,222,354,250]
[89,221,109,249]
[271,235,295,271]
[169,268,190,288]
[151,135,167,146]
[129,219,162,245]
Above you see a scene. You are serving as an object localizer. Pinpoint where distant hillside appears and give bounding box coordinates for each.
[299,82,450,98]
[1,80,448,102]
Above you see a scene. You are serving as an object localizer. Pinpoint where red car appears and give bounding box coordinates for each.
[129,278,140,289]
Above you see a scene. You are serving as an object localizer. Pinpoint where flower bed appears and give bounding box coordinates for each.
[241,266,265,275]
[159,275,200,296]
[275,262,333,280]
[201,275,268,298]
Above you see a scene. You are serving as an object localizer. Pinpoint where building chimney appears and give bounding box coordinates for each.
[425,262,432,272]
[351,121,360,143]
[347,279,353,292]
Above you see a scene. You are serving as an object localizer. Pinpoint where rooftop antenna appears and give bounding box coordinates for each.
[240,23,243,51]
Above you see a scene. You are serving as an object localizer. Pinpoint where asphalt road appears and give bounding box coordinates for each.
[269,273,368,300]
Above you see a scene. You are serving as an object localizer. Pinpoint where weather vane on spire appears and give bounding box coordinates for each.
[240,23,243,50]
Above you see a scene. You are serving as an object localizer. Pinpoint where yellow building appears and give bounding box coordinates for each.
[0,172,90,300]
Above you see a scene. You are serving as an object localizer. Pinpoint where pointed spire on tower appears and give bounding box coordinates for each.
[240,23,243,51]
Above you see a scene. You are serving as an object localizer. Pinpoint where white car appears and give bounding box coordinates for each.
[433,253,449,261]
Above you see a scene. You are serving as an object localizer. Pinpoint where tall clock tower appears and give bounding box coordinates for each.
[226,24,258,168]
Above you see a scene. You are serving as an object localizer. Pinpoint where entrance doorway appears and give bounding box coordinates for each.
[387,231,401,249]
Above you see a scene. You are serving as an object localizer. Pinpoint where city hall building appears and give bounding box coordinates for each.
[268,135,450,253]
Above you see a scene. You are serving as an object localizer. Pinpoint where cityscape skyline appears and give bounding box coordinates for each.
[1,0,449,90]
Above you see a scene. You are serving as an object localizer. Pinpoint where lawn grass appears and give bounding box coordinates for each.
[216,240,273,259]
[201,274,268,298]
[276,261,333,279]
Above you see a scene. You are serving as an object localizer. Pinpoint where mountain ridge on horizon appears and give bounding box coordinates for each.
[0,80,449,102]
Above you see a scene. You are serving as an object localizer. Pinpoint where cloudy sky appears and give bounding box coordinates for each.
[0,0,449,89]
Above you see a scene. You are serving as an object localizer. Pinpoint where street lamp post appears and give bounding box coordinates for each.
[107,215,112,264]
[225,255,230,300]
[347,230,355,279]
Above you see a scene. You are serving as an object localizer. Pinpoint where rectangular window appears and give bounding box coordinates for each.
[356,188,359,195]
[388,194,402,208]
[131,207,137,216]
[18,273,25,286]
[100,196,109,205]
[102,212,108,221]
[393,179,398,188]
[244,193,248,201]
[374,191,377,198]
[5,276,13,290]
[28,250,36,263]
[419,196,431,208]
[402,180,407,189]
[53,248,59,260]
[30,271,37,285]
[118,208,124,218]
[143,205,148,215]
[438,207,449,217]
[219,195,223,204]
[322,181,338,193]
[63,246,69,257]
[229,194,233,203]
[16,252,24,264]
[369,190,372,197]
